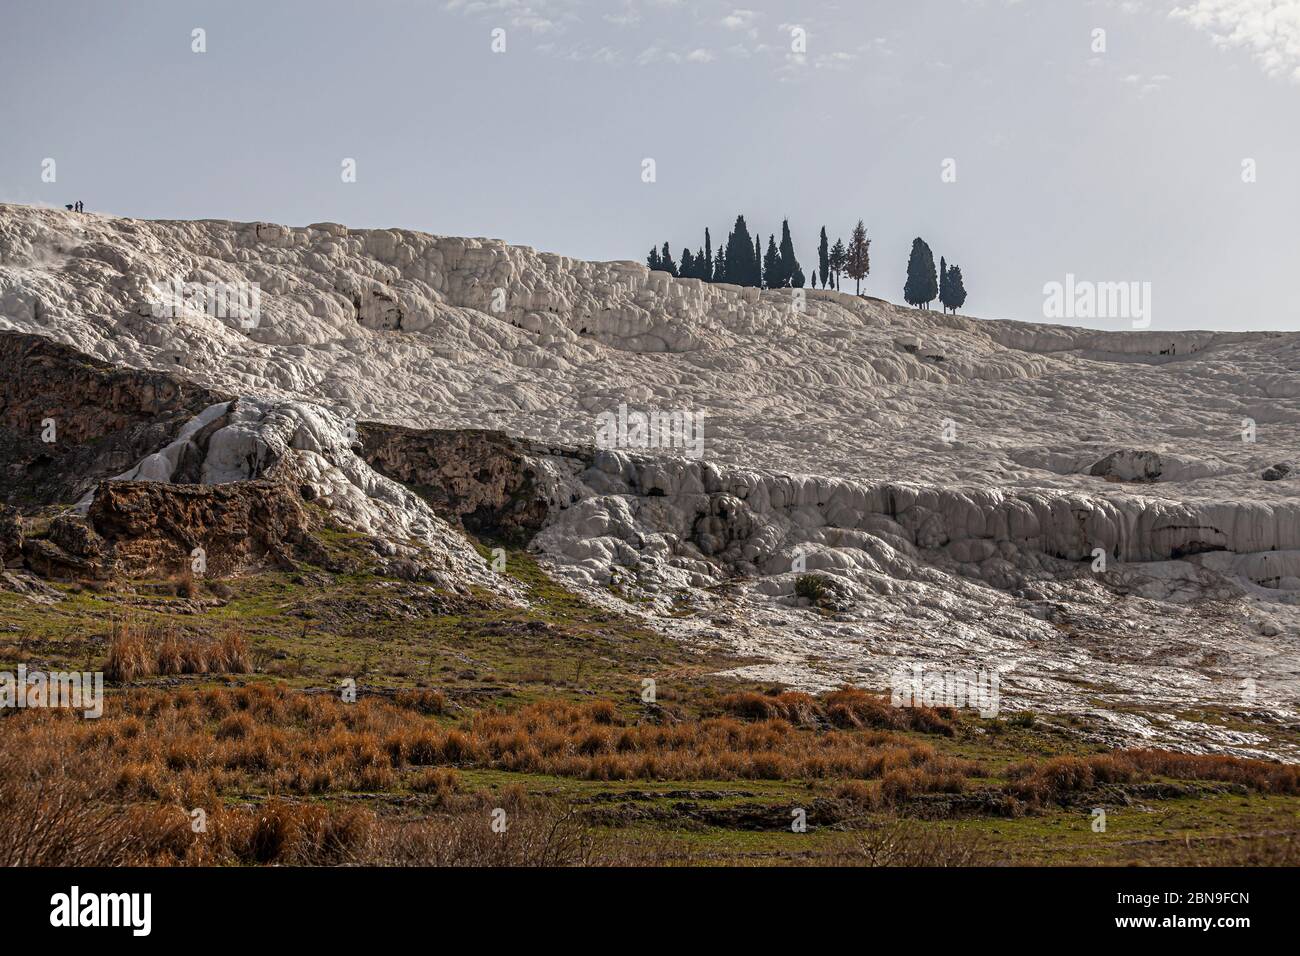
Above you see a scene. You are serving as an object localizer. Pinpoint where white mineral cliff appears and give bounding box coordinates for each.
[2,203,1296,756]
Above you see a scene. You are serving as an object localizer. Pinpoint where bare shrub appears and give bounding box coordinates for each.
[847,818,991,867]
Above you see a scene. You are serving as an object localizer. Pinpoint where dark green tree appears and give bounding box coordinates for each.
[818,227,829,289]
[660,241,677,277]
[946,264,967,312]
[713,247,727,283]
[828,237,846,291]
[844,219,871,295]
[754,236,763,287]
[904,237,938,309]
[680,247,695,279]
[763,235,781,289]
[703,228,713,283]
[647,246,662,271]
[791,264,806,288]
[776,218,800,289]
[938,256,950,311]
[724,215,754,286]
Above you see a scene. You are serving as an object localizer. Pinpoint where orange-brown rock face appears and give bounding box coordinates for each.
[20,480,324,579]
[358,423,553,543]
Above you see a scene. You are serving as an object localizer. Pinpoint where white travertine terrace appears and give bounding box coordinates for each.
[2,203,1297,756]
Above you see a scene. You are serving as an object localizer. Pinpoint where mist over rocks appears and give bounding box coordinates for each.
[1,202,1298,756]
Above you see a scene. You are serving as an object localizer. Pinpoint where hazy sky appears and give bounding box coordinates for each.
[2,0,1298,331]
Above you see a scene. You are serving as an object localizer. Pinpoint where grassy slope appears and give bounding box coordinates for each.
[2,534,1297,866]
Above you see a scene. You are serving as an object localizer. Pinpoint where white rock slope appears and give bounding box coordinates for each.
[1,203,1297,756]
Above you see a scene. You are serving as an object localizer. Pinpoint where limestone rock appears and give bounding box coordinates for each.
[2,202,1298,756]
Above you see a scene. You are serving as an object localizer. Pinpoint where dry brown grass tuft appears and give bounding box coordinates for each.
[104,622,153,683]
[1008,749,1300,804]
[105,621,249,681]
[410,767,461,799]
[459,698,953,781]
[822,687,957,736]
[0,722,618,867]
[175,568,200,601]
[0,685,970,806]
[394,688,447,715]
[1122,748,1300,795]
[717,686,956,737]
[4,678,1298,867]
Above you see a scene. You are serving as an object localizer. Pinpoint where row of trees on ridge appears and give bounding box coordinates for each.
[647,216,807,288]
[647,216,968,311]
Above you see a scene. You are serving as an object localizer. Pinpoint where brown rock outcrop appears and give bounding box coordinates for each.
[21,514,105,578]
[0,331,226,506]
[359,423,551,543]
[85,479,326,578]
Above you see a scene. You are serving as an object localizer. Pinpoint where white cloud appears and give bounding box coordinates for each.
[722,9,760,36]
[443,0,854,76]
[603,1,639,27]
[443,0,578,35]
[512,14,557,33]
[1123,70,1172,94]
[814,51,858,70]
[1169,0,1300,82]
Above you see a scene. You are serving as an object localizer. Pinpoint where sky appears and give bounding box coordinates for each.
[1,0,1298,331]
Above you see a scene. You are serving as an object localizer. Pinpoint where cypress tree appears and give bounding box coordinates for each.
[661,241,677,278]
[948,264,967,312]
[680,248,695,279]
[777,218,800,289]
[714,247,727,283]
[763,235,781,290]
[724,215,754,286]
[647,246,662,271]
[829,238,846,290]
[754,236,762,287]
[904,238,938,309]
[939,256,950,312]
[703,228,713,283]
[818,227,829,289]
[791,265,805,288]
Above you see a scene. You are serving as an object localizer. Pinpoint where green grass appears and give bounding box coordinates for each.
[3,535,1298,866]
